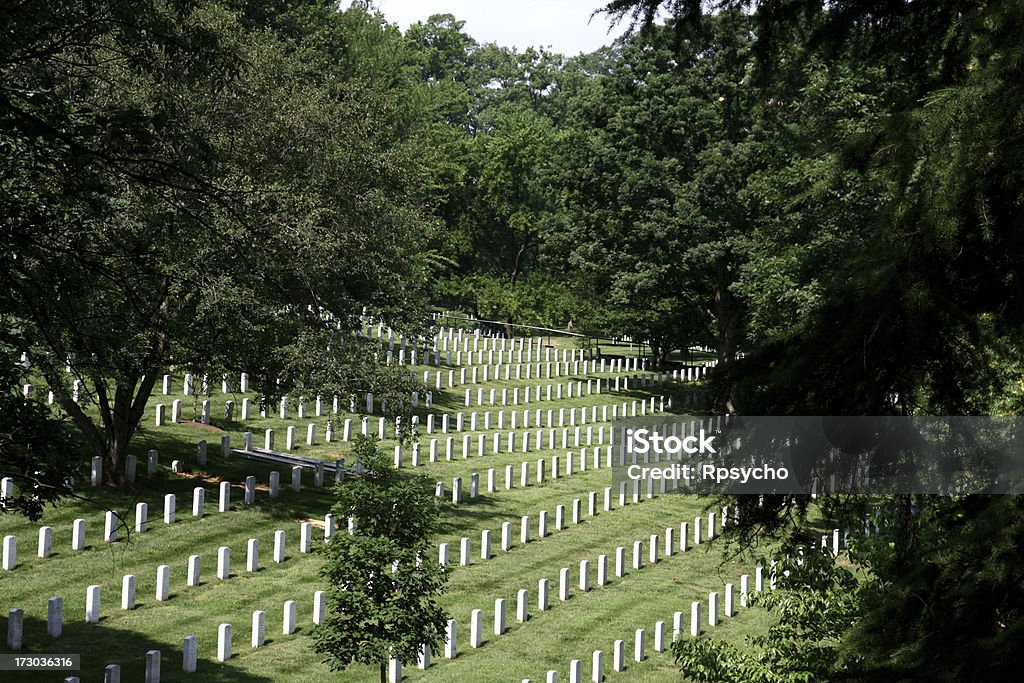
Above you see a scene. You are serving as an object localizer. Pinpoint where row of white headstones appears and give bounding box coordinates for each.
[157,388,663,449]
[7,592,321,682]
[5,514,325,682]
[7,514,828,681]
[368,319,716,366]
[522,531,847,683]
[0,436,654,573]
[3,486,761,680]
[317,400,665,462]
[163,361,653,401]
[396,516,849,682]
[146,363,688,428]
[5,498,847,681]
[28,343,708,420]
[106,396,669,484]
[4,337,715,678]
[2,409,726,575]
[62,376,670,485]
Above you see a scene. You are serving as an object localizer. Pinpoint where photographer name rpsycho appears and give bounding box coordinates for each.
[625,463,791,484]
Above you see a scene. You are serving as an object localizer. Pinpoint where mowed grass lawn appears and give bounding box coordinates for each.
[1,353,775,682]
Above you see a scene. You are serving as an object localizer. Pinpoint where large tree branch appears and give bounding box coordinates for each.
[57,395,105,461]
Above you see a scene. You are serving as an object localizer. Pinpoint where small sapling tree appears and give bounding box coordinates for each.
[313,436,449,683]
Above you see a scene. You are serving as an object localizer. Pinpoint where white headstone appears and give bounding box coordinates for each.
[274,530,286,563]
[72,518,85,551]
[156,565,170,601]
[634,628,646,662]
[183,635,198,672]
[300,522,313,554]
[313,591,325,625]
[283,600,297,634]
[247,538,259,572]
[120,574,136,610]
[164,494,175,524]
[104,511,118,543]
[145,650,160,683]
[517,589,529,622]
[86,585,101,623]
[559,567,571,601]
[444,619,457,659]
[494,598,506,635]
[592,650,604,682]
[470,608,483,648]
[38,525,52,558]
[217,546,230,579]
[480,529,491,559]
[188,555,201,587]
[192,487,205,517]
[7,608,23,650]
[251,610,266,648]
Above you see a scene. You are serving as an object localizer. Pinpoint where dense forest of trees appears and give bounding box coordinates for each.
[3,0,1023,678]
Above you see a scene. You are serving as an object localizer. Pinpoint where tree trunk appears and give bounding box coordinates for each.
[892,494,917,571]
[712,259,744,413]
[380,660,386,683]
[714,288,741,368]
[650,341,672,369]
[712,252,745,365]
[59,394,106,462]
[99,371,158,485]
[52,367,158,486]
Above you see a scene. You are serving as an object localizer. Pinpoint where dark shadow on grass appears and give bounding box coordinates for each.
[434,495,506,537]
[68,428,345,533]
[0,613,275,683]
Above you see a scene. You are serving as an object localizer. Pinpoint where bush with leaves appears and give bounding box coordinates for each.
[312,436,449,683]
[0,345,78,520]
[673,543,862,682]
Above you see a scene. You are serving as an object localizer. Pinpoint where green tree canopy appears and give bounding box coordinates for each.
[1,0,438,481]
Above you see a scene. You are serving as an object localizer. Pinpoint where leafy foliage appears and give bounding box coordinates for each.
[1,0,438,480]
[0,344,78,520]
[313,437,449,682]
[5,1,1024,675]
[674,543,862,682]
[594,2,1024,677]
[548,12,764,368]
